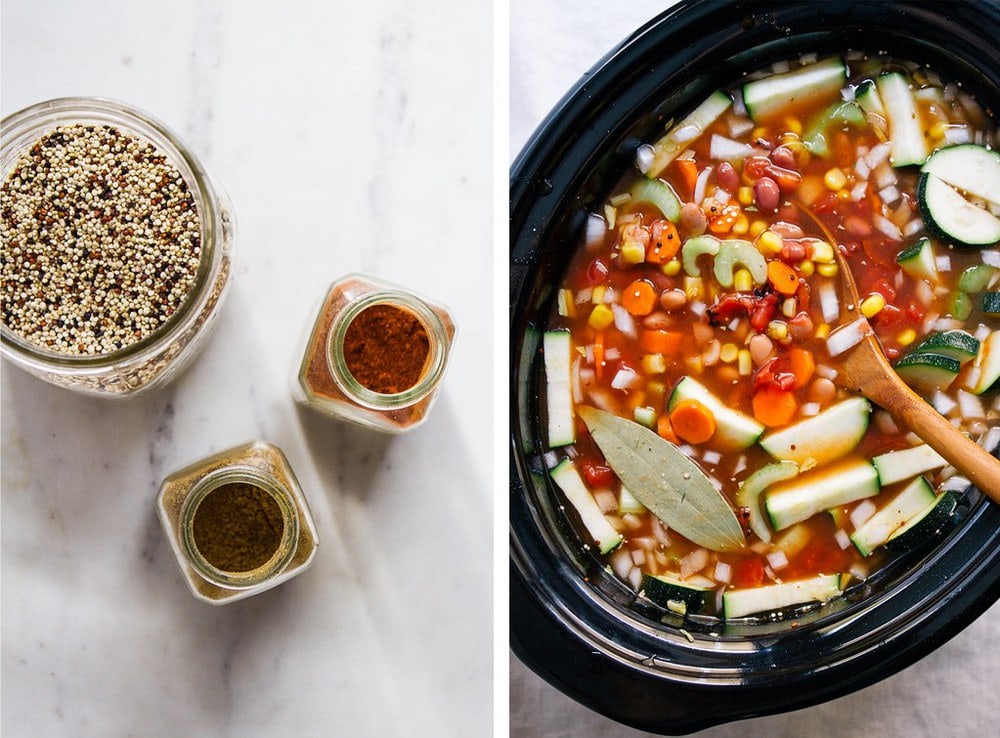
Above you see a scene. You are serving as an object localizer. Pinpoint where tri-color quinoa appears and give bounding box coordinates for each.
[1,124,202,356]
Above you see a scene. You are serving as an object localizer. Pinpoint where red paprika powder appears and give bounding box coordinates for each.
[342,304,430,394]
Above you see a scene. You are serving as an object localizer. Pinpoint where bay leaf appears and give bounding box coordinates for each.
[579,406,746,552]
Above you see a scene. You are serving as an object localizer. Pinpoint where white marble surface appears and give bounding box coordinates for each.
[1,2,492,736]
[510,1,1000,736]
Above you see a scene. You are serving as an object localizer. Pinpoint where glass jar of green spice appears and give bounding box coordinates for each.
[157,441,319,605]
[0,97,235,396]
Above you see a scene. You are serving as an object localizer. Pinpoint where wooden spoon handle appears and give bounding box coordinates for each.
[868,380,1000,502]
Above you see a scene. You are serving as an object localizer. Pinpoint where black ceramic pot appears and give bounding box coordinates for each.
[509,1,1000,733]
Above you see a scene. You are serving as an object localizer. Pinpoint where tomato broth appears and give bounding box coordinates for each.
[543,54,1000,620]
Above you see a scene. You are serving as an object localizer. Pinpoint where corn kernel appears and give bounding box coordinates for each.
[737,349,752,376]
[646,381,666,402]
[837,189,850,200]
[799,260,815,277]
[731,213,749,236]
[766,320,789,341]
[817,262,839,278]
[684,276,703,301]
[591,285,605,304]
[752,126,768,140]
[809,240,835,263]
[720,343,739,363]
[860,293,887,318]
[686,355,704,375]
[642,353,667,374]
[757,230,784,255]
[621,240,645,265]
[824,167,848,191]
[661,258,681,276]
[929,121,949,139]
[749,219,768,238]
[784,117,803,135]
[782,297,798,318]
[589,303,614,330]
[738,186,754,207]
[732,269,752,294]
[815,323,831,339]
[897,328,917,346]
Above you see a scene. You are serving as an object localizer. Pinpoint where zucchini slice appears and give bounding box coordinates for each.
[543,330,575,447]
[668,376,764,450]
[743,58,846,123]
[735,461,799,544]
[765,458,880,531]
[850,477,937,557]
[646,91,733,179]
[873,444,947,486]
[722,574,841,619]
[908,330,979,364]
[642,573,714,614]
[550,459,623,555]
[970,330,1000,395]
[894,350,961,393]
[981,291,1000,316]
[918,173,1000,248]
[896,237,940,284]
[876,72,927,167]
[884,491,959,553]
[759,396,871,467]
[921,144,1000,207]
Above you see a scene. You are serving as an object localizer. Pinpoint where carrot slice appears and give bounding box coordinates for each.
[675,159,699,197]
[767,260,799,295]
[622,279,657,316]
[638,329,682,356]
[657,413,679,443]
[752,385,798,427]
[646,220,680,264]
[593,333,605,380]
[669,398,717,444]
[787,347,815,388]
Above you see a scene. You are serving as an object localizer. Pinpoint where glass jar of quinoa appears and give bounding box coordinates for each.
[294,274,456,432]
[1,97,235,396]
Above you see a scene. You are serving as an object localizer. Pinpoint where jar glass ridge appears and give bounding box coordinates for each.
[0,97,235,396]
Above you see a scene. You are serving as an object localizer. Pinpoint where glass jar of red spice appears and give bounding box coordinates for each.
[295,274,455,432]
[157,441,319,605]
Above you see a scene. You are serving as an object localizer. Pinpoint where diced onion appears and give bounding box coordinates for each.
[982,251,1000,268]
[940,476,971,493]
[874,409,900,434]
[604,347,621,360]
[635,144,655,174]
[801,402,821,416]
[932,391,958,416]
[543,451,559,470]
[826,317,872,356]
[944,126,972,145]
[766,550,789,571]
[975,323,992,341]
[670,124,702,143]
[714,561,732,584]
[733,455,748,474]
[702,450,722,465]
[652,518,671,546]
[571,357,583,404]
[710,134,753,161]
[689,300,707,317]
[850,500,877,529]
[586,388,616,412]
[903,218,924,237]
[935,255,952,272]
[980,426,1000,453]
[628,567,643,591]
[610,549,634,580]
[819,281,840,324]
[854,158,871,180]
[879,185,900,204]
[611,367,641,390]
[815,364,839,381]
[631,549,646,566]
[916,280,935,307]
[713,188,731,205]
[585,213,607,250]
[728,115,754,138]
[866,142,893,169]
[680,548,709,578]
[835,530,852,550]
[694,165,713,205]
[611,303,637,338]
[873,161,896,188]
[957,390,985,419]
[594,489,618,514]
[932,317,964,332]
[850,181,868,202]
[873,214,903,241]
[576,287,593,305]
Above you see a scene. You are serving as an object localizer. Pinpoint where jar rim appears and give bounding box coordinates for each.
[0,96,223,368]
[179,465,300,589]
[326,289,449,410]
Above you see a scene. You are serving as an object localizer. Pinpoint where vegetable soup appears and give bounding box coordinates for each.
[543,54,1000,620]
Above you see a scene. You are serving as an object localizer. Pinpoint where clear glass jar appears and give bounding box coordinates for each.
[156,441,318,605]
[0,97,235,396]
[295,274,456,432]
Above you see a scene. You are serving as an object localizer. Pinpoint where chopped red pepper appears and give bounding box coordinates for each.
[753,356,798,391]
[583,464,616,488]
[707,289,778,332]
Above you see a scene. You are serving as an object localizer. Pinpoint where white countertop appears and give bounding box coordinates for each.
[1,2,492,737]
[510,1,1000,736]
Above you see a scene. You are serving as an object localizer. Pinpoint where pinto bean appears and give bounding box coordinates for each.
[769,221,805,239]
[679,202,708,235]
[748,334,774,365]
[659,289,688,311]
[716,161,740,192]
[754,177,780,213]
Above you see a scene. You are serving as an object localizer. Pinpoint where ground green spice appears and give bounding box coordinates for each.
[191,482,284,572]
[342,304,430,394]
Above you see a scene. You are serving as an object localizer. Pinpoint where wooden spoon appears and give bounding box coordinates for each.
[807,215,1000,501]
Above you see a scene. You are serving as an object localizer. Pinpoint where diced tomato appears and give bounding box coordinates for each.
[586,258,610,286]
[811,191,839,214]
[906,301,926,323]
[743,156,771,180]
[872,277,898,302]
[873,303,902,327]
[733,556,765,588]
[582,464,615,488]
[797,539,847,575]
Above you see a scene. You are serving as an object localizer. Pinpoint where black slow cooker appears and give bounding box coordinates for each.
[509,1,1000,733]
